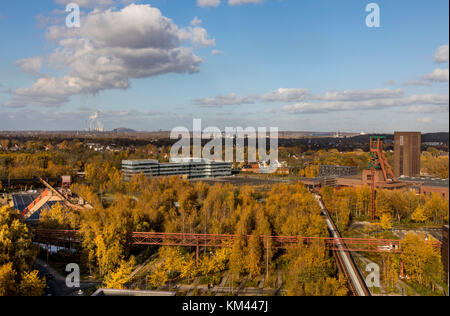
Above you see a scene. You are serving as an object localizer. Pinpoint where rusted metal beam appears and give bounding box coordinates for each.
[34,229,442,253]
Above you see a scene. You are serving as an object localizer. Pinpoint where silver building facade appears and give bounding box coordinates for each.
[122,159,232,180]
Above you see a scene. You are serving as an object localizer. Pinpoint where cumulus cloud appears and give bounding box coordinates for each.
[212,49,223,55]
[14,57,43,74]
[423,68,449,83]
[434,45,449,63]
[8,4,215,108]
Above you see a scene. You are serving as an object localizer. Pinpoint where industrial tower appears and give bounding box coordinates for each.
[368,136,397,220]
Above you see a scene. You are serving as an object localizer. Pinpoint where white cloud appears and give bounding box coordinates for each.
[194,92,257,107]
[179,26,216,47]
[190,16,202,26]
[9,4,215,108]
[212,49,223,55]
[423,68,449,83]
[194,88,410,108]
[14,57,43,74]
[283,93,448,114]
[319,88,404,101]
[262,88,311,102]
[197,0,221,8]
[403,79,431,87]
[406,105,448,113]
[434,45,449,63]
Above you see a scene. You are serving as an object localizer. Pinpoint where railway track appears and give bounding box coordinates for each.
[315,194,371,297]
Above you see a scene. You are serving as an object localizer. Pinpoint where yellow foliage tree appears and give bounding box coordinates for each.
[411,206,428,223]
[104,257,135,289]
[39,203,80,230]
[379,213,393,230]
[19,270,46,296]
[0,263,17,296]
[401,233,442,286]
[245,234,262,278]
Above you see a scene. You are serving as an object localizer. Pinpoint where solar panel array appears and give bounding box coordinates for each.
[12,193,40,213]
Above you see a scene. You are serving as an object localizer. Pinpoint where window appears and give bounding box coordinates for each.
[399,147,404,175]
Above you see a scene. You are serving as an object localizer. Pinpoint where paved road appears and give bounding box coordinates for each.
[35,258,100,296]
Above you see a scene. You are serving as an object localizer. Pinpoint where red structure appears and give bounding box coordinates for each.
[34,230,441,266]
[369,136,398,220]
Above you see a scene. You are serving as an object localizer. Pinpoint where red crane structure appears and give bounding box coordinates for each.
[368,136,397,220]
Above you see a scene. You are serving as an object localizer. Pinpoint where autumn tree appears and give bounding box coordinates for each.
[401,233,442,287]
[80,196,149,277]
[0,263,17,296]
[18,270,46,296]
[0,207,45,296]
[245,234,262,278]
[0,206,37,275]
[284,241,347,296]
[104,257,136,289]
[39,203,80,230]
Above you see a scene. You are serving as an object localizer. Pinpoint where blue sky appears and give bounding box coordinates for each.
[0,0,448,132]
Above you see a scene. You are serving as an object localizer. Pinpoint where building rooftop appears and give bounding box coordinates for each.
[122,159,159,165]
[398,176,449,188]
[12,193,40,213]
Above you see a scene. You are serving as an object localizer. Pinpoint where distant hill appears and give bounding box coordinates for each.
[422,132,449,143]
[112,128,137,133]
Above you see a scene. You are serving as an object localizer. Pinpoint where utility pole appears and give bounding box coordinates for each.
[266,235,269,284]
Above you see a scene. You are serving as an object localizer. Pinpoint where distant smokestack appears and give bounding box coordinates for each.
[86,111,104,132]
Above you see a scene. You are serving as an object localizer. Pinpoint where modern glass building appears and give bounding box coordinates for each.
[122,158,232,180]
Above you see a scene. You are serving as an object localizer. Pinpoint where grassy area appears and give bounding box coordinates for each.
[404,280,445,296]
